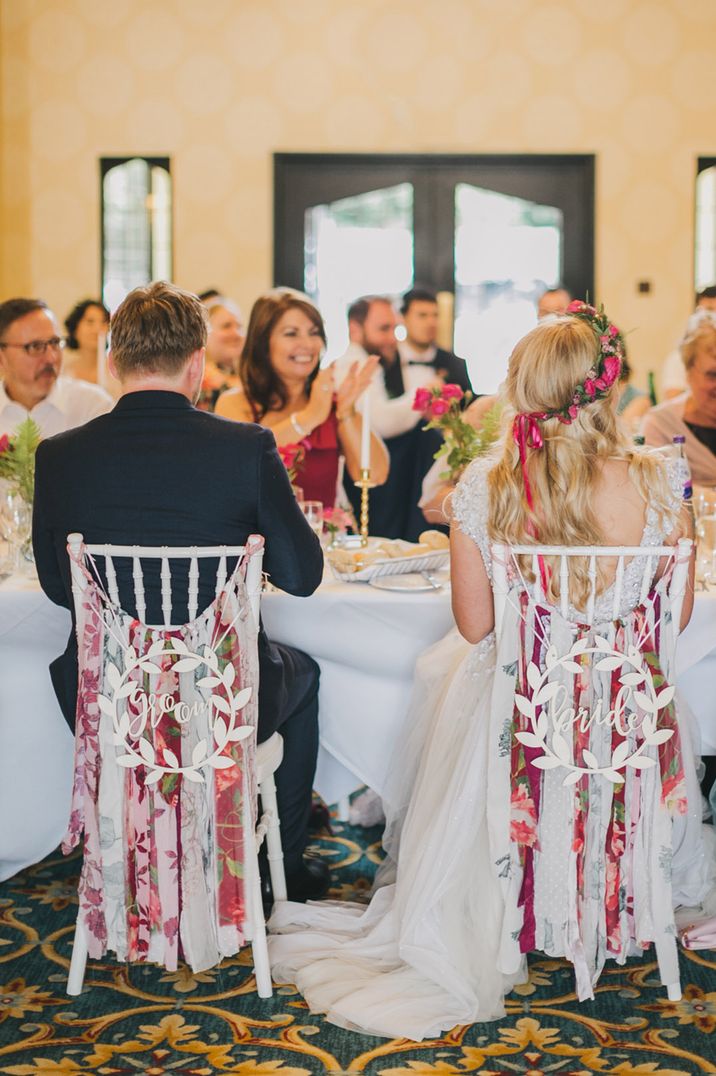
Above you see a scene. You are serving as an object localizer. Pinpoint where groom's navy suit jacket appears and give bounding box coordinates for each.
[32,390,324,738]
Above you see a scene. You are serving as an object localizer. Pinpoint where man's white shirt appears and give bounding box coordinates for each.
[0,376,113,438]
[332,342,436,440]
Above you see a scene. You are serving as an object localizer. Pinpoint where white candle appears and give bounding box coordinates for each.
[360,388,371,471]
[97,331,107,388]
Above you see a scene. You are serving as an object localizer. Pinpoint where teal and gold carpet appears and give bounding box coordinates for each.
[1,813,715,1074]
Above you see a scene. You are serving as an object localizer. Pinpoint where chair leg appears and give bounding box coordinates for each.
[249,861,273,999]
[655,934,681,1003]
[259,771,287,902]
[67,919,88,996]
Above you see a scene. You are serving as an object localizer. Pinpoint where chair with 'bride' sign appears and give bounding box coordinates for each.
[491,538,692,1004]
[64,532,286,999]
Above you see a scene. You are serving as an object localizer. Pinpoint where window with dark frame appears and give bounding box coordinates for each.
[100,156,172,311]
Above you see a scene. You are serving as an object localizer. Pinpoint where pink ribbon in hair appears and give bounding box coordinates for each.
[513,412,547,514]
[512,412,550,595]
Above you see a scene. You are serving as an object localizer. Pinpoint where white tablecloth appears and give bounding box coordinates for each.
[2,574,714,881]
[262,575,455,805]
[0,575,74,882]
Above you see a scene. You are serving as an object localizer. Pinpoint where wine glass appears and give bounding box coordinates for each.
[300,500,324,541]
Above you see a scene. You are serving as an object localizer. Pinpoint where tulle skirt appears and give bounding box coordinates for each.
[268,631,525,1040]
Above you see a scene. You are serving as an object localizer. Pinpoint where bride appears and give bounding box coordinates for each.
[268,306,714,1041]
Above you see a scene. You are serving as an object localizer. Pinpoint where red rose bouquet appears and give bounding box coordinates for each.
[413,384,502,481]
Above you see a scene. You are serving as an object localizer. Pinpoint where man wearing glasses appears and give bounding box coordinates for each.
[0,299,112,437]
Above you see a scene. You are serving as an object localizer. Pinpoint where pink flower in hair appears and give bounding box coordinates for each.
[568,404,579,420]
[583,379,597,397]
[609,324,619,337]
[601,354,621,387]
[430,398,450,417]
[441,383,464,402]
[412,387,432,412]
[593,376,607,391]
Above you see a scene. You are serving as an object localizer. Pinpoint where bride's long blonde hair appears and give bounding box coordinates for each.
[487,316,677,608]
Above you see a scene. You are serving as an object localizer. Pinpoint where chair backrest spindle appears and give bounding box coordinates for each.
[160,556,172,627]
[612,555,625,620]
[104,551,120,607]
[132,554,146,623]
[639,555,653,606]
[532,554,543,602]
[585,555,597,624]
[188,555,199,622]
[215,554,228,598]
[559,555,569,619]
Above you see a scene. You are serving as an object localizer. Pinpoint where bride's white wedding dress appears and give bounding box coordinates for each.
[268,457,715,1041]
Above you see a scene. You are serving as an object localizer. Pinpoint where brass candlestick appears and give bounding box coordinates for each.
[355,467,376,546]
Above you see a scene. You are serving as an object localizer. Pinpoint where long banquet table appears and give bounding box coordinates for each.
[1,571,715,882]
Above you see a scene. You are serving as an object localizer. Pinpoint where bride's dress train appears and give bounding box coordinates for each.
[269,631,524,1040]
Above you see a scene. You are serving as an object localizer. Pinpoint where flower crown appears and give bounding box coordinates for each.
[538,300,624,424]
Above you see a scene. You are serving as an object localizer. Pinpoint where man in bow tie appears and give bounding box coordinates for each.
[398,288,472,395]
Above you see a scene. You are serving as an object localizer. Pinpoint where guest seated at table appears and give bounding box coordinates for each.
[643,308,716,490]
[63,298,111,385]
[197,296,245,411]
[0,298,112,437]
[216,289,388,506]
[269,305,715,1040]
[32,281,330,903]
[398,287,472,393]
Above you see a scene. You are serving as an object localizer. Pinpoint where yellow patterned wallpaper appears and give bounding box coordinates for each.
[2,0,716,380]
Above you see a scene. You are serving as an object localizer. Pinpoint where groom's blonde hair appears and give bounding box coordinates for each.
[487,316,679,609]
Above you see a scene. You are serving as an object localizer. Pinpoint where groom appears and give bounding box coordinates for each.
[32,281,329,902]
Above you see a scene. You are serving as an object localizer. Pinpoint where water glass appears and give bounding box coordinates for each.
[301,500,324,540]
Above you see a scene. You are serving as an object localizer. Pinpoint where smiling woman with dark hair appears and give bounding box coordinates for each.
[216,289,388,506]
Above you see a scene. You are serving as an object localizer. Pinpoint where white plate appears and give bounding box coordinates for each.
[369,572,444,592]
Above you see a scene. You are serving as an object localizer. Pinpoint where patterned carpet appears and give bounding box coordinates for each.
[1,812,715,1075]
